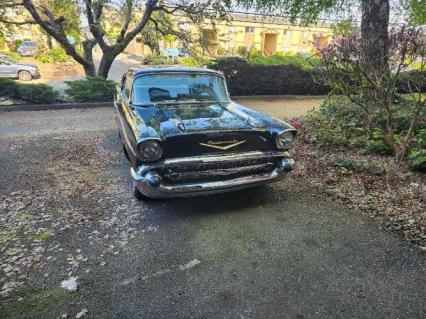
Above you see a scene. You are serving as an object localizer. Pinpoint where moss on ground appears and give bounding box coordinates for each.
[0,287,75,318]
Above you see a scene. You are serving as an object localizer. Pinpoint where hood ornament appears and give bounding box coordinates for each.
[200,139,246,150]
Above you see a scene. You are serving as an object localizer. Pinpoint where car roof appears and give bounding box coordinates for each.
[129,66,223,77]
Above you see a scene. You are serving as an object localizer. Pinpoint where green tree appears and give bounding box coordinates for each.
[406,0,426,25]
[48,0,81,42]
[140,11,176,54]
[331,18,356,37]
[0,0,229,78]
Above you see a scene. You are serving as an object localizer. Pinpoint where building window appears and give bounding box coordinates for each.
[283,29,291,38]
[245,26,255,33]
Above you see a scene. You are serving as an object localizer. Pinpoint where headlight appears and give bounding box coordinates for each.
[275,131,294,149]
[137,140,162,161]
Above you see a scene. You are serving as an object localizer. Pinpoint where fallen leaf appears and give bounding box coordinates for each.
[179,259,201,271]
[60,277,78,292]
[75,308,88,319]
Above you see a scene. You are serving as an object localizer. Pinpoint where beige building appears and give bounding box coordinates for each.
[126,13,333,57]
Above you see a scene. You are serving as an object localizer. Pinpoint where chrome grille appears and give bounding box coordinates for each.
[160,157,280,184]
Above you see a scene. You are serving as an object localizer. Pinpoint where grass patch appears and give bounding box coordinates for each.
[0,286,75,318]
[32,229,55,241]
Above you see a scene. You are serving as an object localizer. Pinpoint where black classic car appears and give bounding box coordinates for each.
[114,67,296,199]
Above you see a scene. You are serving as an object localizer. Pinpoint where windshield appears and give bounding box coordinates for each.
[22,42,35,46]
[132,73,229,105]
[0,56,15,64]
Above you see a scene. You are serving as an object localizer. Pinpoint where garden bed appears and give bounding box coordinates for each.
[289,124,426,249]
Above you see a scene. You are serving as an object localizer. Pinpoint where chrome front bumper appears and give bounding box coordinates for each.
[131,151,294,198]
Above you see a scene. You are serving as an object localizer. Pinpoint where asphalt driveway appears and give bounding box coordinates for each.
[0,108,425,318]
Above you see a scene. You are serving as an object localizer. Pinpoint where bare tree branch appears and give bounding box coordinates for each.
[85,0,109,51]
[21,0,89,67]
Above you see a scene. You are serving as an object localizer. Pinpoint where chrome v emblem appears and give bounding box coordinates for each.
[199,140,246,150]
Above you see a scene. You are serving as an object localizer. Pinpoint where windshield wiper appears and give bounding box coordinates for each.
[159,99,228,105]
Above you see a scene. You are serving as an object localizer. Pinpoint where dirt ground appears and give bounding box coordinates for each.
[233,96,324,119]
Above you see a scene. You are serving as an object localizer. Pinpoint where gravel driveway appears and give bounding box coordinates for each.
[0,108,425,318]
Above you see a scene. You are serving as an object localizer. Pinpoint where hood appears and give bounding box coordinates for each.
[16,63,38,69]
[134,101,293,141]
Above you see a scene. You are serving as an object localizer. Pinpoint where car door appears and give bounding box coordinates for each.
[0,59,16,77]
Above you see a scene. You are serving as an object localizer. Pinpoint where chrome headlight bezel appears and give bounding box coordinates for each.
[275,131,295,149]
[137,139,163,161]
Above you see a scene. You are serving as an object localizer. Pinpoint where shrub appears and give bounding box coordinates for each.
[305,96,425,163]
[11,39,23,52]
[361,129,393,155]
[178,56,211,67]
[0,78,59,104]
[304,109,349,146]
[409,129,426,172]
[245,50,318,70]
[316,27,425,162]
[216,46,226,56]
[409,148,426,171]
[237,46,249,57]
[36,46,70,63]
[0,78,18,98]
[395,70,426,93]
[51,46,69,62]
[0,36,6,50]
[143,54,172,65]
[208,57,329,96]
[16,83,60,104]
[35,50,51,63]
[65,77,115,102]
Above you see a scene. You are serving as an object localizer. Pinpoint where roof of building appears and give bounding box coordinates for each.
[229,12,331,28]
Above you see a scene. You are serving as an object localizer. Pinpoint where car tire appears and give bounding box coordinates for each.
[132,180,150,200]
[18,71,32,81]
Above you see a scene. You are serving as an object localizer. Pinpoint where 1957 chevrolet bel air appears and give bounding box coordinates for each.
[114,67,297,199]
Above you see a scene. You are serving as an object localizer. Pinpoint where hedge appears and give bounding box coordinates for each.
[65,77,115,102]
[395,70,426,94]
[208,58,329,96]
[0,78,60,104]
[209,58,426,96]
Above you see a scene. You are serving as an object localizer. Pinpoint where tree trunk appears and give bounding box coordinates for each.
[361,0,390,79]
[82,40,96,77]
[97,51,119,78]
[83,63,96,77]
